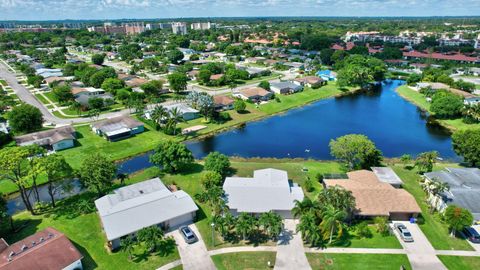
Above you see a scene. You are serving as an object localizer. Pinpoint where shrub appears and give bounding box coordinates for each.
[234,99,246,113]
[304,177,314,192]
[356,222,373,238]
[373,216,390,236]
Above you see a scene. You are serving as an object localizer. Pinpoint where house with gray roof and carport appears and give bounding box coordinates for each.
[95,178,198,250]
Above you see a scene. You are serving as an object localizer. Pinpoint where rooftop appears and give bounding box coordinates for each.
[371,167,404,186]
[239,87,271,97]
[324,170,421,217]
[0,227,83,270]
[223,168,304,213]
[424,168,480,220]
[95,178,198,240]
[91,115,143,133]
[14,126,75,147]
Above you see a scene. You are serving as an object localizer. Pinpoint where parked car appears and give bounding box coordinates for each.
[179,226,198,244]
[394,223,414,242]
[463,227,480,244]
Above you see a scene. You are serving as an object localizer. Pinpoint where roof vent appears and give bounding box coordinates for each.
[48,233,54,238]
[39,237,44,242]
[31,241,36,246]
[139,190,144,194]
[21,244,27,251]
[8,251,15,258]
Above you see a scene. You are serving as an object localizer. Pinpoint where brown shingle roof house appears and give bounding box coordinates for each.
[213,95,235,110]
[235,87,273,102]
[0,227,83,270]
[324,170,421,220]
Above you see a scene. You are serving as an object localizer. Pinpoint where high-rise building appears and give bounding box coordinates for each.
[191,22,212,30]
[172,22,187,35]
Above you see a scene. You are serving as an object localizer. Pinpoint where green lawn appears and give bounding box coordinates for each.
[437,255,480,270]
[211,252,276,270]
[59,124,172,169]
[306,253,412,270]
[396,85,480,131]
[34,93,51,105]
[259,82,353,114]
[392,164,473,250]
[43,91,60,103]
[328,225,402,249]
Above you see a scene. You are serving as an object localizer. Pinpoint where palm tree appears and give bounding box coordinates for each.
[137,226,164,253]
[422,177,449,213]
[212,215,228,237]
[296,211,317,243]
[236,213,255,241]
[120,236,136,261]
[69,102,82,116]
[259,211,283,240]
[151,105,168,129]
[167,107,184,135]
[320,205,347,244]
[292,197,314,219]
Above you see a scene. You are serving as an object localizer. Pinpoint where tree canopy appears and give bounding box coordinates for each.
[149,141,194,173]
[329,134,382,170]
[452,129,480,167]
[8,104,43,133]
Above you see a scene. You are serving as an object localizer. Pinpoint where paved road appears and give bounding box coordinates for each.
[391,221,447,270]
[168,224,216,270]
[0,60,136,125]
[274,219,311,270]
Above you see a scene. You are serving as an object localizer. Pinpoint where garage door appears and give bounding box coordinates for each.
[168,212,194,229]
[390,213,412,221]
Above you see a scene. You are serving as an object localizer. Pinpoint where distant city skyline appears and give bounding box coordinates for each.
[0,0,479,21]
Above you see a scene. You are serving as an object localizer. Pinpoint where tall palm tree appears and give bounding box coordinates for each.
[212,215,228,237]
[120,236,136,261]
[259,211,283,239]
[167,107,184,135]
[236,213,255,241]
[422,177,449,213]
[151,105,168,129]
[292,197,314,219]
[296,211,317,242]
[320,205,347,244]
[137,226,164,253]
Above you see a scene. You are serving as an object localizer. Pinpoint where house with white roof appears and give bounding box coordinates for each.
[222,168,304,219]
[95,178,198,250]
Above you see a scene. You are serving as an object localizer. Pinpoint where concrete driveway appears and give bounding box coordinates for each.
[391,221,447,270]
[168,224,215,270]
[274,219,311,270]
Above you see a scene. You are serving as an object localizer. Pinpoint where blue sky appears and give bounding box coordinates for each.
[0,0,479,21]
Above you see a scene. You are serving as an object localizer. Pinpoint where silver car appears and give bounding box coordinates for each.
[394,223,414,242]
[179,226,198,244]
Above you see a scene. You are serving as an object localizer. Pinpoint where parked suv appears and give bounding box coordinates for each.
[463,227,480,244]
[394,223,414,242]
[179,226,198,244]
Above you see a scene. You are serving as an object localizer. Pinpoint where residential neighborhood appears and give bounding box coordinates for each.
[1,4,480,270]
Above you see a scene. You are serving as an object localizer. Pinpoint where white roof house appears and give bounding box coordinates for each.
[95,178,198,249]
[223,168,304,218]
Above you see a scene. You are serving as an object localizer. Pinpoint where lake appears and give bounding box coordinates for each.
[185,80,457,160]
[117,80,457,174]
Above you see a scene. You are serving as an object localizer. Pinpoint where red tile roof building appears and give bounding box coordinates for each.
[403,50,479,63]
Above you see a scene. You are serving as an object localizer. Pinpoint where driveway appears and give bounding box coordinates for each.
[391,221,447,270]
[274,219,311,270]
[168,224,216,270]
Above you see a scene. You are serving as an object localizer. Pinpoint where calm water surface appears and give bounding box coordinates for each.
[185,80,457,160]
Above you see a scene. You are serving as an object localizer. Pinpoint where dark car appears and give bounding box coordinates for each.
[179,226,198,244]
[463,227,480,244]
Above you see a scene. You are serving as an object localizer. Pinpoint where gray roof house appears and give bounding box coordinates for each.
[270,81,303,95]
[95,178,198,250]
[91,115,144,141]
[223,168,304,219]
[424,168,480,221]
[163,103,199,121]
[14,126,76,151]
